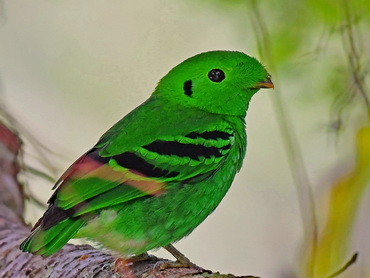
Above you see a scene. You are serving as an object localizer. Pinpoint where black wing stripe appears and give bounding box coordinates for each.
[185,130,232,140]
[88,148,178,178]
[220,143,232,150]
[40,205,76,230]
[143,140,223,160]
[112,152,179,178]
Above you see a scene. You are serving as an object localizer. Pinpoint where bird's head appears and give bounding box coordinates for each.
[153,50,273,116]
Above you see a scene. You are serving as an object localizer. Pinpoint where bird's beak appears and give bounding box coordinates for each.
[253,76,274,89]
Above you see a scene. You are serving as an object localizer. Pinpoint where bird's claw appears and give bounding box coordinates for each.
[149,260,205,277]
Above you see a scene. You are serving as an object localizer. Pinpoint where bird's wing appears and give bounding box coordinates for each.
[59,128,234,212]
[38,121,235,229]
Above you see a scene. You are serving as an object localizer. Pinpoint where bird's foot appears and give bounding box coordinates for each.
[150,244,209,273]
[153,260,199,270]
[150,260,205,277]
[114,257,135,277]
[114,252,159,274]
[128,252,159,263]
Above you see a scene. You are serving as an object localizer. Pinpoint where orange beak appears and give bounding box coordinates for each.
[253,76,274,89]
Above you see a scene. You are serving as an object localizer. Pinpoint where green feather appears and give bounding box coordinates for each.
[20,218,86,256]
[20,50,273,257]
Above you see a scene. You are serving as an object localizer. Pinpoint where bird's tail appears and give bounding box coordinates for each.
[20,218,86,256]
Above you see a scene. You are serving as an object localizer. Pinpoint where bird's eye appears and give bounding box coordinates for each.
[208,69,225,83]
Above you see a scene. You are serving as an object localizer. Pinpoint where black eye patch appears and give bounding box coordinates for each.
[208,69,225,82]
[184,80,192,96]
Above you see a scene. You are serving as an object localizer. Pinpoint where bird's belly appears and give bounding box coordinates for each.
[76,165,237,256]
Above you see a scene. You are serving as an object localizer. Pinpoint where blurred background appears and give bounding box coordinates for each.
[0,1,369,277]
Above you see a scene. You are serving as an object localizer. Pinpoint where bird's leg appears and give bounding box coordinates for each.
[151,244,203,270]
[164,244,195,267]
[149,245,208,276]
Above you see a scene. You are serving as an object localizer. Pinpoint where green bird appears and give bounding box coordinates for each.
[20,51,273,264]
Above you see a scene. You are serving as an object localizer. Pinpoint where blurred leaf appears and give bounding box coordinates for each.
[305,0,343,24]
[305,126,370,277]
[327,253,358,278]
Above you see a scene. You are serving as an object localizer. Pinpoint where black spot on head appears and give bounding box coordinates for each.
[184,80,192,96]
[208,69,225,82]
